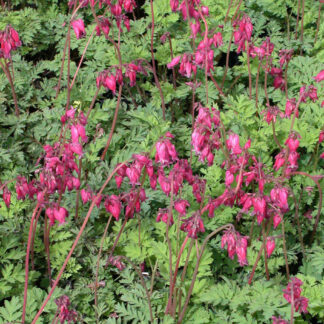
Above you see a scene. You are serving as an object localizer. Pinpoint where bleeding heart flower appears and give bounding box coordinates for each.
[71,19,86,39]
[174,199,190,216]
[266,238,275,258]
[314,70,324,82]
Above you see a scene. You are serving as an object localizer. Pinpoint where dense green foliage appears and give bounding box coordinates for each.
[0,0,323,323]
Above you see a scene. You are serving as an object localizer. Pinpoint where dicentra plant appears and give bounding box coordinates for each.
[0,0,323,323]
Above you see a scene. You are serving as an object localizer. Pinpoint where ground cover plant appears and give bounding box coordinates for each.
[0,0,323,323]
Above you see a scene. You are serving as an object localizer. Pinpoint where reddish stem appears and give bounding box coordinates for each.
[31,163,127,324]
[94,214,112,323]
[177,224,233,323]
[246,42,252,99]
[221,31,234,90]
[314,4,322,44]
[150,0,166,120]
[0,60,19,116]
[248,216,273,285]
[295,0,301,40]
[22,203,41,324]
[290,171,323,243]
[224,0,234,24]
[100,85,123,160]
[70,28,95,90]
[44,213,52,284]
[30,208,42,270]
[300,0,305,55]
[74,159,82,220]
[166,236,189,314]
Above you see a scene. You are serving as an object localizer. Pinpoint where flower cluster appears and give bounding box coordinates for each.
[0,25,21,58]
[55,295,77,324]
[191,104,221,165]
[180,211,205,239]
[272,316,288,324]
[106,255,126,271]
[96,61,146,94]
[233,15,253,53]
[221,228,248,266]
[283,277,308,313]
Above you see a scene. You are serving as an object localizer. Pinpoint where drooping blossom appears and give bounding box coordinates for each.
[71,19,86,39]
[283,277,308,314]
[104,195,122,220]
[279,49,293,68]
[180,212,205,238]
[266,238,275,258]
[314,70,324,82]
[174,199,190,216]
[55,295,78,324]
[156,208,173,225]
[272,316,288,324]
[155,133,178,165]
[233,15,253,53]
[0,25,21,58]
[95,17,110,38]
[221,229,248,266]
[285,98,298,118]
[270,187,289,211]
[107,255,125,271]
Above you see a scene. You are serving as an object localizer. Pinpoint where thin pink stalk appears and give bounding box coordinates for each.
[166,235,189,314]
[22,203,41,324]
[30,163,127,324]
[70,28,96,90]
[246,42,252,99]
[0,60,19,116]
[150,0,166,120]
[100,85,123,160]
[177,224,233,323]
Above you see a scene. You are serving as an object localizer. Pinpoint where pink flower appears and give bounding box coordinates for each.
[104,195,122,220]
[272,316,288,324]
[71,19,86,39]
[285,98,298,118]
[54,206,68,224]
[273,214,282,229]
[174,199,190,216]
[266,238,275,258]
[126,165,141,185]
[96,17,110,38]
[180,212,205,238]
[155,135,178,165]
[201,6,209,16]
[103,74,116,94]
[212,32,223,47]
[279,49,293,68]
[190,22,200,38]
[274,151,285,171]
[283,277,308,314]
[81,189,92,204]
[0,25,21,58]
[170,0,179,12]
[236,235,248,266]
[271,187,289,211]
[221,229,248,266]
[227,133,242,155]
[107,255,125,271]
[2,187,11,208]
[319,131,324,143]
[285,136,299,152]
[252,196,267,224]
[314,70,324,82]
[167,56,181,69]
[156,208,173,225]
